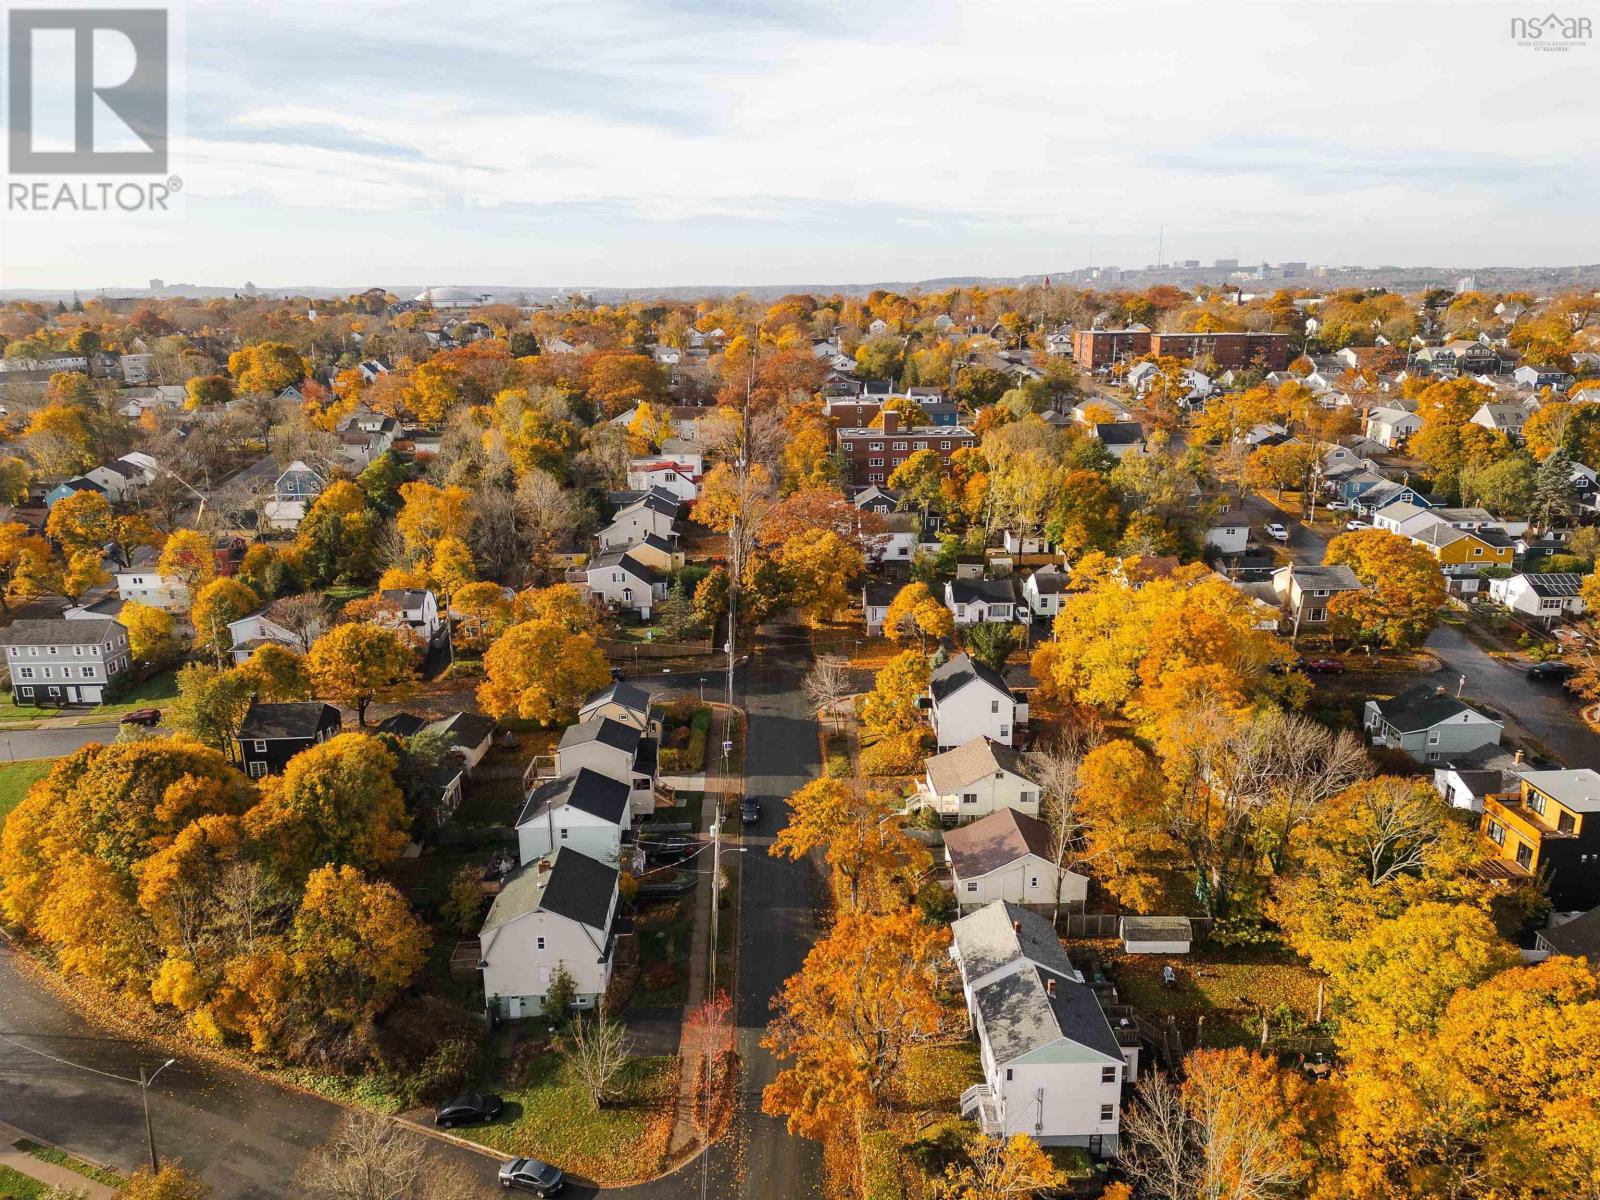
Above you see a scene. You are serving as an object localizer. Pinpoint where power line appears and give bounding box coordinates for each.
[0,1031,144,1086]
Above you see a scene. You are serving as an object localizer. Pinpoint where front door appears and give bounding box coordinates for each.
[507,996,522,1019]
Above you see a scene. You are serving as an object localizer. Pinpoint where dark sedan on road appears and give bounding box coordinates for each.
[740,797,760,825]
[1527,661,1577,682]
[499,1158,565,1194]
[434,1092,503,1127]
[639,834,698,863]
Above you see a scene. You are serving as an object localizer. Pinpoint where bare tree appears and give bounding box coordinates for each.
[1119,1070,1194,1200]
[564,1017,632,1110]
[514,469,582,584]
[269,592,331,652]
[1344,776,1448,886]
[1026,733,1093,925]
[802,655,852,732]
[1249,709,1369,871]
[294,1111,427,1200]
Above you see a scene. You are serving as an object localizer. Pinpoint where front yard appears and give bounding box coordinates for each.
[0,760,52,829]
[462,1050,677,1186]
[0,669,179,724]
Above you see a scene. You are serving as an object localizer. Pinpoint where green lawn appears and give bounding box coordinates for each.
[11,1139,123,1188]
[0,760,52,829]
[1113,945,1328,1050]
[0,669,179,723]
[899,1043,982,1110]
[463,1052,676,1186]
[0,1164,49,1200]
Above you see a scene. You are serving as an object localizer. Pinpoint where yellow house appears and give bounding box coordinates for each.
[1481,768,1600,910]
[1410,523,1515,567]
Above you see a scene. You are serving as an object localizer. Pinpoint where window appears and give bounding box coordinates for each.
[966,882,978,893]
[1029,876,1039,888]
[17,667,32,680]
[961,792,978,805]
[1473,546,1483,557]
[1308,609,1326,623]
[47,647,56,655]
[73,646,82,657]
[1100,1104,1115,1121]
[1487,820,1506,845]
[940,440,952,449]
[536,936,545,950]
[914,441,928,450]
[560,827,570,840]
[1427,730,1440,745]
[991,700,999,714]
[80,667,93,678]
[869,457,884,467]
[19,687,33,698]
[247,761,267,779]
[892,441,908,451]
[1005,1068,1013,1081]
[868,441,884,451]
[1529,792,1547,816]
[252,740,267,753]
[1515,841,1534,870]
[1102,1066,1117,1084]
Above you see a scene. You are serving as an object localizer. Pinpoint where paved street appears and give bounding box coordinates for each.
[0,942,505,1198]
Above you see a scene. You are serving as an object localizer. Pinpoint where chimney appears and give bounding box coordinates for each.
[1435,685,1447,697]
[882,409,900,434]
[1013,919,1023,935]
[1046,977,1057,997]
[537,857,551,874]
[1514,749,1524,765]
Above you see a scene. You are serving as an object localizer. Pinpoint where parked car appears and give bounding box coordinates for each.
[498,1158,565,1195]
[434,1093,503,1127]
[740,797,760,826]
[119,708,161,726]
[1527,660,1577,682]
[1324,500,1353,512]
[1264,523,1290,542]
[1345,520,1373,531]
[1305,658,1346,674]
[639,834,698,863]
[1269,656,1308,676]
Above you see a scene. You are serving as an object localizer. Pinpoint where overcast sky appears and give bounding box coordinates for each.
[3,0,1596,290]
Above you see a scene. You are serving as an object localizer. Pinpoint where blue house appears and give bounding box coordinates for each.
[44,477,106,509]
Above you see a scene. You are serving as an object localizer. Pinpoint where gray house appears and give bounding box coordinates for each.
[1363,684,1503,763]
[0,618,132,706]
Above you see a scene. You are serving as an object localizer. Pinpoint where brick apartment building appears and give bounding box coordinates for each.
[1072,328,1152,370]
[1148,331,1292,372]
[836,409,977,486]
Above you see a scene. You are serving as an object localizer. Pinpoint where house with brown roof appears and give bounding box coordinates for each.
[914,735,1042,821]
[945,808,1088,912]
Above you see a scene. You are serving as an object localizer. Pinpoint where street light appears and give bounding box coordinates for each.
[139,1058,177,1172]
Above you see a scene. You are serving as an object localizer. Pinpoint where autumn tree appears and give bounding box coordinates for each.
[228,342,305,395]
[778,529,863,625]
[157,529,217,595]
[1075,740,1170,912]
[122,600,179,663]
[930,1134,1064,1200]
[1324,529,1447,649]
[763,909,947,1139]
[46,489,160,567]
[304,623,417,726]
[190,577,262,663]
[477,617,611,725]
[884,582,955,648]
[288,864,428,1032]
[239,643,312,702]
[295,481,380,586]
[962,621,1020,673]
[858,649,932,773]
[394,481,473,561]
[165,663,258,756]
[116,1164,212,1200]
[772,779,928,912]
[248,736,409,879]
[565,1017,633,1110]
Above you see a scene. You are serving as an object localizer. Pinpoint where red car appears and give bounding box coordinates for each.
[119,708,162,726]
[1304,659,1345,674]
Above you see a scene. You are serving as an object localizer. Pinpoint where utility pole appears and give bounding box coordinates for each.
[139,1058,177,1173]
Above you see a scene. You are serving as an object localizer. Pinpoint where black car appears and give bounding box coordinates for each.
[499,1158,565,1195]
[1527,661,1577,681]
[434,1092,503,1127]
[639,834,698,863]
[635,870,697,899]
[740,797,760,826]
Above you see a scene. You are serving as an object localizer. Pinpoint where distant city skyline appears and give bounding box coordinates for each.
[2,0,1596,290]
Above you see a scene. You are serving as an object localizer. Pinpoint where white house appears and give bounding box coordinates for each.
[1203,511,1249,556]
[625,461,699,502]
[225,598,326,663]
[951,902,1134,1155]
[264,460,325,531]
[515,767,631,866]
[928,654,1026,751]
[1469,402,1532,440]
[915,736,1042,822]
[945,808,1088,912]
[114,570,190,614]
[379,588,444,644]
[598,491,680,552]
[556,715,660,816]
[1091,422,1147,458]
[874,512,921,563]
[1364,406,1422,449]
[585,550,667,619]
[81,460,146,503]
[1022,566,1069,621]
[863,583,898,637]
[945,579,1019,626]
[478,848,620,1019]
[1486,572,1586,624]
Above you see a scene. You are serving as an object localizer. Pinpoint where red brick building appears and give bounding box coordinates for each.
[1148,331,1292,372]
[1072,327,1152,370]
[836,410,976,486]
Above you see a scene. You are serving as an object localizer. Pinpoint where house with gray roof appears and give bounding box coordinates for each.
[1271,562,1361,631]
[945,808,1088,911]
[950,902,1134,1155]
[915,736,1042,822]
[0,617,132,706]
[515,767,632,865]
[579,680,655,734]
[554,714,661,816]
[944,578,1020,626]
[1364,684,1503,763]
[478,847,620,1019]
[928,654,1027,750]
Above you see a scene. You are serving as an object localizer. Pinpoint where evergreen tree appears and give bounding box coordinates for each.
[1532,446,1574,532]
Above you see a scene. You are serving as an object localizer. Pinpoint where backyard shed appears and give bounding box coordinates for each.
[1120,916,1193,955]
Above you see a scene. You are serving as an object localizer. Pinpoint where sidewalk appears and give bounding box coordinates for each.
[0,1121,118,1199]
[664,701,743,1159]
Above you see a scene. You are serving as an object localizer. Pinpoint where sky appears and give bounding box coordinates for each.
[1,0,1597,291]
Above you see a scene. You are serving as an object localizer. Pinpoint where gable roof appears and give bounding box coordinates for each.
[1518,572,1584,598]
[0,617,122,646]
[428,710,497,749]
[925,736,1033,795]
[1287,563,1361,591]
[974,965,1124,1067]
[238,701,339,740]
[559,715,642,756]
[1537,905,1600,962]
[951,900,1076,983]
[481,847,618,934]
[948,578,1016,606]
[944,808,1054,877]
[582,680,651,717]
[516,766,630,828]
[590,549,663,585]
[1371,684,1494,732]
[930,653,1012,705]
